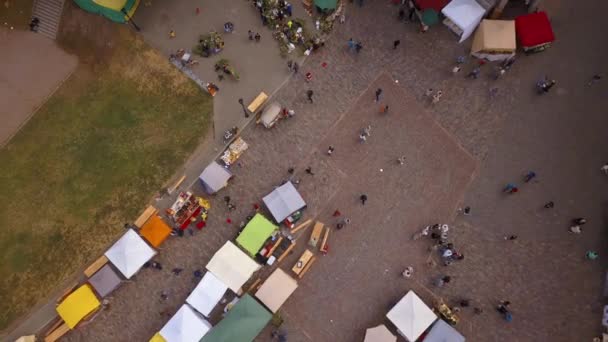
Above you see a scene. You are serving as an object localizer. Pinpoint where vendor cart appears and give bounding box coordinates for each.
[259,102,282,128]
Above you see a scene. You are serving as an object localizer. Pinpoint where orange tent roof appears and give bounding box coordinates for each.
[140,215,172,248]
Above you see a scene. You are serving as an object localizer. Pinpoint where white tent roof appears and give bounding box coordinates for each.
[263,181,306,222]
[364,325,397,342]
[255,268,298,313]
[104,229,156,279]
[199,161,232,194]
[442,0,486,43]
[386,291,437,342]
[423,319,466,342]
[159,304,212,342]
[186,271,229,317]
[206,241,261,293]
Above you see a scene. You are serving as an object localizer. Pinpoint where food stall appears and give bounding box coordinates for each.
[206,241,261,293]
[515,11,555,53]
[262,181,306,226]
[423,319,466,342]
[259,102,282,128]
[386,290,437,341]
[220,137,249,167]
[441,0,486,43]
[236,213,279,257]
[471,19,516,61]
[88,264,122,298]
[105,229,157,279]
[167,191,211,230]
[139,215,173,248]
[186,271,229,317]
[201,294,272,342]
[364,325,397,342]
[199,161,233,195]
[254,268,298,313]
[56,284,101,329]
[159,304,212,342]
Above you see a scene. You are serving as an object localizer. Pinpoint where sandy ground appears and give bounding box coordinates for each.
[11,0,608,341]
[0,29,77,146]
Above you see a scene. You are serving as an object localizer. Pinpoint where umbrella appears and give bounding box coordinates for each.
[314,0,337,10]
[422,9,439,26]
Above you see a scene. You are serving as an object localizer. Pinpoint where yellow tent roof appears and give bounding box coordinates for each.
[149,332,167,342]
[93,0,127,11]
[140,215,172,248]
[471,19,516,54]
[56,284,100,329]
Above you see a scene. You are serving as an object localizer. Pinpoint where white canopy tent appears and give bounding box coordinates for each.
[441,0,486,43]
[199,161,232,194]
[423,319,466,342]
[104,229,156,279]
[255,268,298,313]
[159,304,212,342]
[386,291,437,342]
[206,241,261,293]
[364,324,396,342]
[186,271,229,317]
[263,181,306,223]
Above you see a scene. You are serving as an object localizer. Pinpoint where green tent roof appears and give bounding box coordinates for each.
[73,0,139,23]
[236,214,278,256]
[314,0,338,10]
[200,294,272,342]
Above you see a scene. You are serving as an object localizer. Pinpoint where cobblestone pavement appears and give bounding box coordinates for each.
[64,0,608,341]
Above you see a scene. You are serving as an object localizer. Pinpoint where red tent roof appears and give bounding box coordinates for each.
[415,0,449,12]
[515,12,555,47]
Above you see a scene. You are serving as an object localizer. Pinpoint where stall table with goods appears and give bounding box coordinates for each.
[221,137,249,167]
[166,191,210,230]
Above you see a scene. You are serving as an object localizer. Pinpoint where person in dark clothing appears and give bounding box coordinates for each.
[306,90,314,103]
[375,88,382,102]
[360,194,368,205]
[393,40,401,49]
[544,201,555,209]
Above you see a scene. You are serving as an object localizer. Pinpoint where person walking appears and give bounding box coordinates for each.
[524,171,536,182]
[601,164,608,174]
[504,235,518,240]
[434,275,451,287]
[569,225,582,234]
[503,183,518,194]
[360,194,368,205]
[248,30,254,40]
[347,38,355,51]
[327,146,335,155]
[333,209,341,217]
[586,251,599,260]
[355,42,363,53]
[293,62,299,74]
[544,201,555,209]
[402,266,414,278]
[573,217,587,225]
[432,90,443,104]
[425,88,434,97]
[306,90,314,103]
[254,33,261,42]
[467,67,481,79]
[397,156,406,165]
[380,105,389,113]
[359,133,367,143]
[375,88,383,102]
[393,39,401,49]
[497,301,512,322]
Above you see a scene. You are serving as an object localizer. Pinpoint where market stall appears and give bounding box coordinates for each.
[201,294,272,342]
[259,101,282,128]
[423,319,466,342]
[236,213,279,257]
[471,19,516,61]
[139,215,173,248]
[263,181,306,224]
[220,137,249,167]
[515,11,555,53]
[255,268,298,313]
[104,229,157,279]
[364,325,397,342]
[441,0,486,43]
[386,290,437,342]
[56,284,101,329]
[88,264,122,298]
[186,271,229,317]
[199,161,232,195]
[206,241,261,293]
[167,191,211,230]
[159,304,212,342]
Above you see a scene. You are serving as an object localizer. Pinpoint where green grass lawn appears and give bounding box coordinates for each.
[0,20,212,329]
[0,0,33,29]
